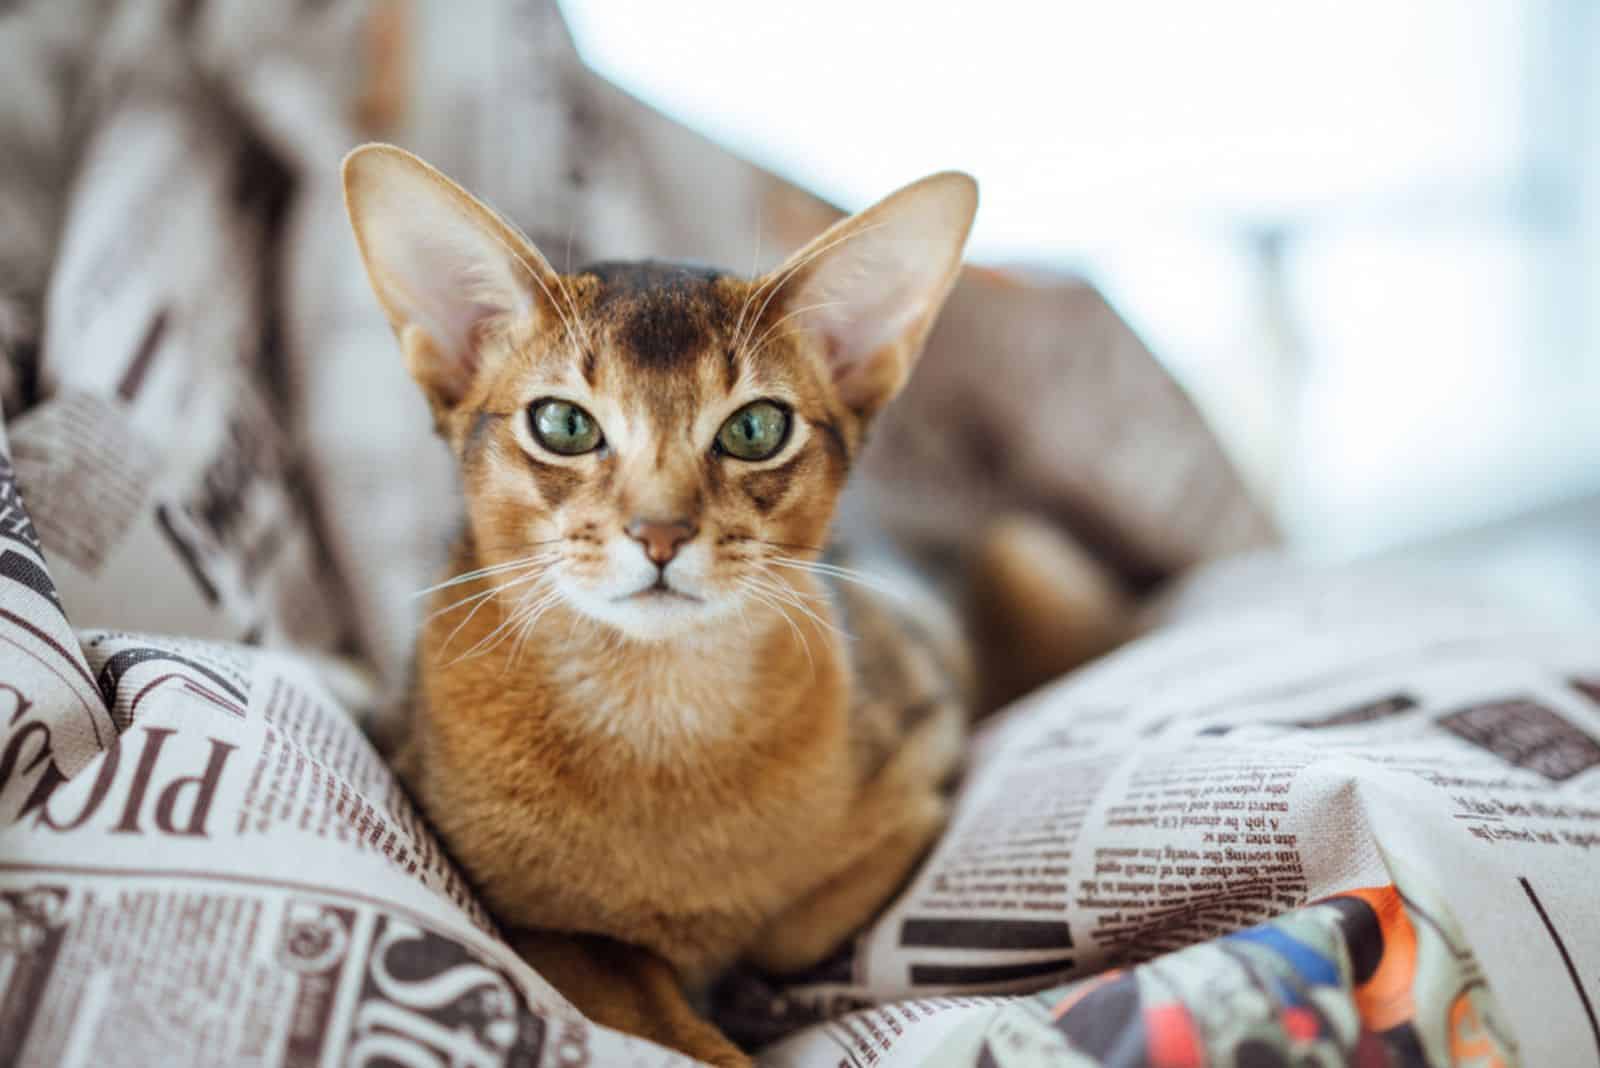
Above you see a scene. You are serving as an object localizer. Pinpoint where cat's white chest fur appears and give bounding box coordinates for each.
[545,637,756,757]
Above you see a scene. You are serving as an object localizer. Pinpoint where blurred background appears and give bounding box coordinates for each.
[6,0,1596,676]
[564,0,1600,561]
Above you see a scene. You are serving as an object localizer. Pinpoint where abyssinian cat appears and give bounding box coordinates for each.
[343,143,1042,1065]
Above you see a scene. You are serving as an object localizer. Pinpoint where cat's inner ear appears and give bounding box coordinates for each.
[342,143,559,412]
[761,172,977,417]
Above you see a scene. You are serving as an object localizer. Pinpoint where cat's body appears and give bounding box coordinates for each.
[343,145,1088,1066]
[402,534,966,984]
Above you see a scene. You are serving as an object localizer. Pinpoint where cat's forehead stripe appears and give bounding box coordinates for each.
[578,260,739,376]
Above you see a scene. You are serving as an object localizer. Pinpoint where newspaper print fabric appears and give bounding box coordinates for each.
[725,570,1600,1067]
[8,386,1600,1063]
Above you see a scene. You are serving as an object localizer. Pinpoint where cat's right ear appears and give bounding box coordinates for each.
[342,144,560,417]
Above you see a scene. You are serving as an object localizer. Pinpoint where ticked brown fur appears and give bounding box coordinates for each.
[346,145,978,1065]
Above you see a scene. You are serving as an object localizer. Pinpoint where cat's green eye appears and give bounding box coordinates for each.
[530,399,603,455]
[716,401,791,462]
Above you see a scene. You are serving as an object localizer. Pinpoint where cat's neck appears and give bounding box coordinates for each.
[416,561,847,761]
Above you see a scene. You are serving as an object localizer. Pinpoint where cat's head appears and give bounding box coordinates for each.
[343,144,975,641]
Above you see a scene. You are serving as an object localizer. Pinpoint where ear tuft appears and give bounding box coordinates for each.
[762,171,977,416]
[342,143,559,413]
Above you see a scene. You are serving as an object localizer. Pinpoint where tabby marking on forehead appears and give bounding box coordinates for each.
[580,261,732,374]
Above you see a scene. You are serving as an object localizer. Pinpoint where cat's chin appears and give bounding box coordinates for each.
[563,586,734,643]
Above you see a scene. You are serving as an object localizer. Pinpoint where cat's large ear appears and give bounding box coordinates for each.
[761,171,977,417]
[342,143,561,416]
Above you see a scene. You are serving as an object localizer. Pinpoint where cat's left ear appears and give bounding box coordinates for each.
[342,143,562,417]
[762,171,977,417]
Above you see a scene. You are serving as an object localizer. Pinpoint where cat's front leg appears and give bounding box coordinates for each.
[745,789,947,975]
[746,694,964,973]
[511,929,752,1067]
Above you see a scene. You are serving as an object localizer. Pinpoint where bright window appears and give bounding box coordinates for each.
[564,1,1600,556]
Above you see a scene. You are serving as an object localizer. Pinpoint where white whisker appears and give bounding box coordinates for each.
[437,571,552,658]
[745,571,852,642]
[503,589,564,673]
[475,214,591,359]
[766,556,911,604]
[412,551,558,599]
[730,201,765,350]
[746,299,845,357]
[448,583,558,669]
[734,221,888,356]
[739,581,815,677]
[424,568,547,623]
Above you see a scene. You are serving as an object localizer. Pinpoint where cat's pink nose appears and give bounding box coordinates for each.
[625,518,697,565]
